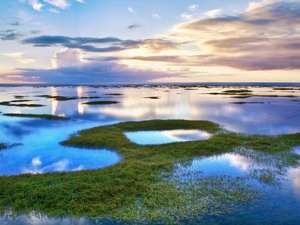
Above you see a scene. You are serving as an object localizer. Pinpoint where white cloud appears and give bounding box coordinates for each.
[21,0,84,11]
[180,4,200,20]
[22,0,44,11]
[204,9,223,18]
[247,0,281,12]
[188,4,199,12]
[32,157,42,166]
[180,12,194,20]
[1,52,35,65]
[43,0,69,9]
[52,48,85,68]
[152,13,161,19]
[128,6,136,14]
[48,8,60,13]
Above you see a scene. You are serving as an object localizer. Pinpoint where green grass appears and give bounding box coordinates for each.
[82,101,119,105]
[0,119,300,224]
[3,113,70,120]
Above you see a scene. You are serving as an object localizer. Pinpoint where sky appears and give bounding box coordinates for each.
[0,0,300,84]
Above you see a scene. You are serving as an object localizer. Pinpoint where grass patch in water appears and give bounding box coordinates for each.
[144,96,160,99]
[0,101,45,107]
[105,93,123,96]
[223,89,253,94]
[1,120,300,224]
[273,88,300,91]
[36,95,101,101]
[0,143,6,150]
[3,113,70,120]
[82,100,119,105]
[231,102,265,105]
[14,95,27,99]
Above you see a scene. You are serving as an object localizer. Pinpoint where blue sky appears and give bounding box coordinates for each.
[0,0,300,83]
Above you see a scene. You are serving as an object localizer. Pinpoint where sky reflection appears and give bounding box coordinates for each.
[125,129,212,145]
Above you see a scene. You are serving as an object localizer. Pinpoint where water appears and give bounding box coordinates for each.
[124,129,212,145]
[0,85,300,224]
[172,147,300,224]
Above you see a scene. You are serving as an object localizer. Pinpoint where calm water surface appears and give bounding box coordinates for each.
[124,129,212,145]
[0,85,300,224]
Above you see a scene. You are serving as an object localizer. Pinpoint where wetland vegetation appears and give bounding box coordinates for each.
[3,113,70,120]
[82,100,119,105]
[1,119,300,224]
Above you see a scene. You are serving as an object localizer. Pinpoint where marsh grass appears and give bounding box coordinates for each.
[231,102,266,104]
[36,95,101,101]
[1,120,300,224]
[0,143,6,150]
[223,90,253,93]
[144,97,160,99]
[3,113,70,120]
[273,88,300,91]
[105,93,123,96]
[82,101,119,105]
[0,100,45,107]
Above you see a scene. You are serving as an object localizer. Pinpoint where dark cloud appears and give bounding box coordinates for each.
[17,61,170,84]
[127,55,183,62]
[0,29,20,40]
[22,35,142,52]
[128,24,141,29]
[31,30,41,34]
[10,21,20,26]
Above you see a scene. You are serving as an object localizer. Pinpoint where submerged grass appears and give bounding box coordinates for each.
[0,119,300,224]
[3,113,70,120]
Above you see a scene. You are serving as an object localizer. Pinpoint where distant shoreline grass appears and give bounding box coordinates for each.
[36,95,102,101]
[0,119,300,224]
[0,100,44,107]
[82,100,119,105]
[3,113,70,120]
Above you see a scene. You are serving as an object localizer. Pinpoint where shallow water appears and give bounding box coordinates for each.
[124,129,212,145]
[172,147,300,224]
[0,85,300,224]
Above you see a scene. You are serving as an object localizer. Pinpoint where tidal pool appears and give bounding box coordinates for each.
[124,129,212,145]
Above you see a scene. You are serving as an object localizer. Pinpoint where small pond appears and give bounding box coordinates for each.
[124,129,212,145]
